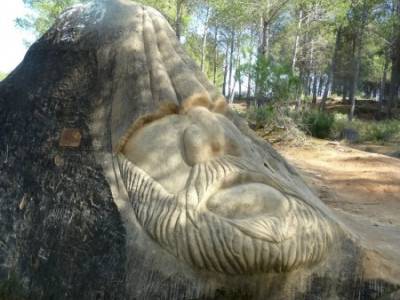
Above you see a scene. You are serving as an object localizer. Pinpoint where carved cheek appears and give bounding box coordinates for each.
[206,183,289,219]
[122,118,192,193]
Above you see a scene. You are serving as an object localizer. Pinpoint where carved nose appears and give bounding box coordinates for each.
[183,124,226,165]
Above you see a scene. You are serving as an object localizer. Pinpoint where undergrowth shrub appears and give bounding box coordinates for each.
[0,273,26,300]
[247,105,275,128]
[246,104,307,145]
[301,110,334,139]
[331,113,400,143]
[363,121,400,142]
[245,105,400,144]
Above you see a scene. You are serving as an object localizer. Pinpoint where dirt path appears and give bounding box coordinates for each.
[232,98,400,280]
[273,138,400,281]
[231,102,400,226]
[275,139,400,225]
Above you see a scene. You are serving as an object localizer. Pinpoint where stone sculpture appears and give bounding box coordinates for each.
[117,94,337,274]
[0,0,399,299]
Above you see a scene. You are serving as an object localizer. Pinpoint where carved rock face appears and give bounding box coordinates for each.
[117,99,337,274]
[1,0,398,298]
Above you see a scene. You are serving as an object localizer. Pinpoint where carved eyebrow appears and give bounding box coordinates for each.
[115,102,179,153]
[179,93,213,113]
[211,97,228,114]
[179,93,227,115]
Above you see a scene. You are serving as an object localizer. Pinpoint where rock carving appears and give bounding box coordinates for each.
[116,94,337,274]
[0,0,399,299]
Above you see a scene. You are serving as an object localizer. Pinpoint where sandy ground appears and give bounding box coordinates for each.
[273,138,400,281]
[231,101,400,227]
[274,139,400,225]
[231,101,400,281]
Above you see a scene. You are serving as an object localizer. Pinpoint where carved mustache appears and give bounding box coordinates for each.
[118,154,335,274]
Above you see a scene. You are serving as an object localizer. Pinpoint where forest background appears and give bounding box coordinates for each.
[7,0,400,144]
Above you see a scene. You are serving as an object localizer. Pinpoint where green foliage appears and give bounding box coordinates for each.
[246,105,400,144]
[0,72,8,81]
[365,122,399,142]
[253,56,300,102]
[135,0,183,27]
[254,56,270,99]
[208,0,254,28]
[301,110,335,139]
[13,0,399,119]
[332,113,400,142]
[247,104,276,128]
[0,274,26,300]
[184,32,224,87]
[16,0,90,36]
[330,112,353,138]
[270,63,300,102]
[245,104,308,145]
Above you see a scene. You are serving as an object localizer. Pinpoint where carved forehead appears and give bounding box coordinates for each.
[115,94,228,153]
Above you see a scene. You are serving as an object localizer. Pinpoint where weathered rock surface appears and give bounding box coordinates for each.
[0,0,398,299]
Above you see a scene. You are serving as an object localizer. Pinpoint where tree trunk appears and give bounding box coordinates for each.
[229,79,237,104]
[213,25,218,85]
[320,27,341,111]
[246,72,251,99]
[349,3,368,121]
[255,0,291,104]
[379,51,389,114]
[259,0,271,59]
[320,76,330,111]
[342,83,348,102]
[388,0,400,118]
[260,19,270,58]
[237,35,242,99]
[349,46,360,121]
[318,75,324,97]
[308,39,314,97]
[200,5,210,73]
[238,56,242,99]
[175,0,184,42]
[312,73,318,105]
[222,42,229,96]
[388,58,400,118]
[247,31,254,106]
[296,69,305,111]
[292,9,303,73]
[299,12,311,98]
[228,29,235,99]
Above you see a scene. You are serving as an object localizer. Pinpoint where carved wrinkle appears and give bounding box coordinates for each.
[118,154,335,274]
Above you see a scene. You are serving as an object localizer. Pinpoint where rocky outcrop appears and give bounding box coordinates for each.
[0,0,398,299]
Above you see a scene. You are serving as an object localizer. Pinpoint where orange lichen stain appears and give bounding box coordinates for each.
[179,93,227,114]
[59,128,82,148]
[179,92,212,113]
[211,97,228,114]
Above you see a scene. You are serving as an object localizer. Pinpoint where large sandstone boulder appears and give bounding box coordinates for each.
[0,0,398,299]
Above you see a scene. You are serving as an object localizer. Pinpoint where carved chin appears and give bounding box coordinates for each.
[118,154,335,274]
